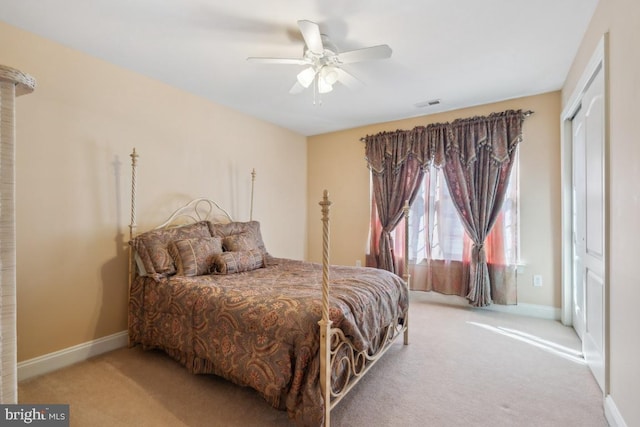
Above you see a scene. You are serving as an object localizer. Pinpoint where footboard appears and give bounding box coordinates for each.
[318,192,409,426]
[328,315,407,402]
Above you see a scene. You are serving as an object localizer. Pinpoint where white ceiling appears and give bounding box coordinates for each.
[0,0,598,136]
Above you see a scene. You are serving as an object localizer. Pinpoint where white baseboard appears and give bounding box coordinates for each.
[411,291,561,320]
[605,394,628,427]
[480,301,561,320]
[17,330,128,382]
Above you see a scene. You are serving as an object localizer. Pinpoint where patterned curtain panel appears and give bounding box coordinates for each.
[428,110,525,307]
[363,127,429,273]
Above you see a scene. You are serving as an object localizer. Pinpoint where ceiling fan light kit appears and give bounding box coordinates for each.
[319,66,339,86]
[296,67,316,88]
[247,20,392,101]
[317,74,333,94]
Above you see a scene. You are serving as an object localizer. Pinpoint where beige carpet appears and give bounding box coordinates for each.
[18,292,607,426]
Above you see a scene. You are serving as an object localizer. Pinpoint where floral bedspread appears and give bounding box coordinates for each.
[129,256,408,426]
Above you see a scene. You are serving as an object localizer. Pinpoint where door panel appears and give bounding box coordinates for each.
[572,65,605,392]
[585,85,604,260]
[572,110,586,340]
[585,268,604,388]
[582,67,605,391]
[586,269,604,352]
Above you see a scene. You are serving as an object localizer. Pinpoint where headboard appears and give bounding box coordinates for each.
[127,148,256,282]
[153,198,233,229]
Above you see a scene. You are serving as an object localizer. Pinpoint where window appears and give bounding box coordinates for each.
[406,151,520,266]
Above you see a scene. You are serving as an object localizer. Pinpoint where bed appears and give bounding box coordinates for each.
[127,149,409,426]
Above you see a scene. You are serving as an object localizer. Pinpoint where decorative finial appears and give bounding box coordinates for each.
[319,190,332,216]
[130,148,138,165]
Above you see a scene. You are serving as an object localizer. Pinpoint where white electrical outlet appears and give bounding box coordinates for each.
[533,274,543,287]
[355,260,362,267]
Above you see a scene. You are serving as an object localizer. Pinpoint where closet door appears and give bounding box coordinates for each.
[572,65,605,391]
[571,107,586,341]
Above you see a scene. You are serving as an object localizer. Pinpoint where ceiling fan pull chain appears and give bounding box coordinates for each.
[313,76,321,106]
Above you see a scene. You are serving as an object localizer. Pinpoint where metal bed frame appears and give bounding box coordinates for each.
[127,148,409,426]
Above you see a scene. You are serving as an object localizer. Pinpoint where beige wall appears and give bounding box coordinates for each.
[308,92,562,308]
[562,0,640,425]
[0,22,307,362]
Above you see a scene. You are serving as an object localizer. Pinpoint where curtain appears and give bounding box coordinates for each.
[366,109,526,307]
[408,160,519,304]
[364,127,430,273]
[367,200,409,275]
[428,110,525,306]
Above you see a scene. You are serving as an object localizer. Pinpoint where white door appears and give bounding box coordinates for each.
[572,107,586,340]
[571,65,605,391]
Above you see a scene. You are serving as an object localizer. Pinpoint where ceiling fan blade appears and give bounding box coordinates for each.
[247,57,308,65]
[337,44,392,64]
[335,68,364,90]
[298,20,324,54]
[289,81,306,94]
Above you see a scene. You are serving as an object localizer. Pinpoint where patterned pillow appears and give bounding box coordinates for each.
[208,221,268,255]
[130,221,212,278]
[212,250,264,274]
[222,232,259,252]
[168,237,223,276]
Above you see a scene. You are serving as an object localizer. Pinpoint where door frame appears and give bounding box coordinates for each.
[560,33,609,393]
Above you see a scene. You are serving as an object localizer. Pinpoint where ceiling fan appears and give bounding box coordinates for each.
[247,20,392,96]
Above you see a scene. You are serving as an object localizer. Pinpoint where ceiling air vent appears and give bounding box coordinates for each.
[414,99,441,108]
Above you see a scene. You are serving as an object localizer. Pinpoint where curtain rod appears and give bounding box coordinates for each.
[359,109,535,142]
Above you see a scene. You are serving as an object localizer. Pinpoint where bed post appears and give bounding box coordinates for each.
[403,200,410,345]
[127,148,139,345]
[318,190,332,427]
[128,148,139,259]
[250,168,256,221]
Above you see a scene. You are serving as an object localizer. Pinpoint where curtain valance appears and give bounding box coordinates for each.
[363,126,430,176]
[363,109,527,171]
[427,110,526,167]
